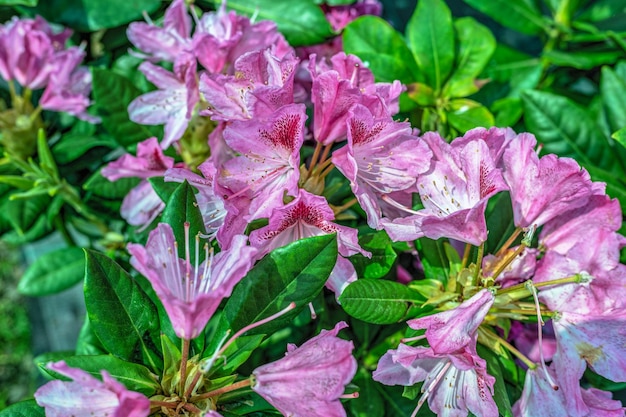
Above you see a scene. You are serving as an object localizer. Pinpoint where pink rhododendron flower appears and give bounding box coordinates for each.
[199,47,298,121]
[0,16,71,89]
[249,189,370,295]
[127,0,192,64]
[34,361,150,417]
[502,132,596,228]
[101,137,177,228]
[218,103,306,221]
[323,0,383,32]
[374,342,498,417]
[332,104,432,229]
[512,366,569,417]
[580,387,625,417]
[551,310,626,416]
[382,131,507,245]
[128,223,256,339]
[482,246,538,288]
[128,54,199,149]
[252,321,357,417]
[408,289,495,354]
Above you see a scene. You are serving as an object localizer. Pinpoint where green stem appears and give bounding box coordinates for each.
[497,275,583,296]
[54,215,77,247]
[472,242,484,287]
[479,328,536,370]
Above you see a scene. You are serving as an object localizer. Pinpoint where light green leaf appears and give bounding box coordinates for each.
[52,134,117,164]
[0,400,44,417]
[349,230,397,279]
[462,0,549,35]
[406,0,455,91]
[343,15,421,84]
[448,99,495,132]
[18,247,85,296]
[601,63,626,132]
[83,170,139,199]
[446,17,495,95]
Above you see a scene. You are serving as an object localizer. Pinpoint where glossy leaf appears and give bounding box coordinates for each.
[0,400,44,417]
[91,68,157,148]
[52,134,116,165]
[76,315,108,356]
[339,279,426,324]
[544,50,622,70]
[161,181,207,263]
[448,99,495,133]
[37,354,160,396]
[211,334,265,377]
[18,247,85,296]
[579,0,626,22]
[216,234,337,340]
[349,230,397,279]
[406,0,455,91]
[217,0,333,46]
[4,194,50,235]
[350,368,385,417]
[462,0,548,35]
[83,170,139,199]
[343,15,421,84]
[522,90,621,173]
[32,0,160,31]
[148,177,179,204]
[84,250,162,371]
[447,17,495,92]
[601,63,626,132]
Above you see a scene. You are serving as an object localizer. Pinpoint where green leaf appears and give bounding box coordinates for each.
[84,250,162,371]
[339,279,426,324]
[52,134,116,164]
[544,50,623,70]
[18,247,85,296]
[4,194,50,234]
[447,99,495,133]
[148,177,179,203]
[83,170,140,199]
[91,68,158,148]
[32,0,160,31]
[462,0,548,35]
[217,0,333,46]
[613,126,626,145]
[406,0,455,91]
[0,400,44,417]
[36,354,160,396]
[484,44,542,97]
[161,181,207,262]
[485,192,516,255]
[217,234,337,339]
[492,98,523,127]
[522,90,621,173]
[76,315,108,356]
[349,230,397,279]
[417,237,453,283]
[601,64,626,132]
[350,369,385,417]
[342,15,421,84]
[212,334,265,377]
[447,17,496,93]
[579,0,626,23]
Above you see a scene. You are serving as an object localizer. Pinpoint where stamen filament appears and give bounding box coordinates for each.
[478,327,536,370]
[401,335,427,344]
[461,243,472,269]
[380,194,421,215]
[191,378,253,401]
[180,338,191,395]
[341,392,359,399]
[496,227,522,257]
[526,282,559,390]
[306,141,324,178]
[412,361,452,417]
[332,198,357,216]
[490,244,526,282]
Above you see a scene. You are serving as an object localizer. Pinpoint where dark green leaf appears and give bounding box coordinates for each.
[350,369,385,417]
[417,237,452,283]
[83,170,140,199]
[447,17,496,93]
[0,400,44,417]
[349,230,397,279]
[33,0,160,31]
[485,192,516,255]
[37,354,160,396]
[1,212,52,244]
[161,181,207,262]
[585,165,626,212]
[339,279,426,324]
[148,177,179,203]
[217,234,337,339]
[601,64,626,132]
[492,98,523,127]
[462,0,548,35]
[76,315,108,356]
[522,90,621,173]
[448,99,495,133]
[343,15,421,84]
[544,50,622,70]
[92,68,158,148]
[84,250,162,371]
[406,0,455,91]
[52,134,116,164]
[217,0,334,46]
[4,194,50,234]
[212,334,265,377]
[18,247,85,296]
[579,0,626,23]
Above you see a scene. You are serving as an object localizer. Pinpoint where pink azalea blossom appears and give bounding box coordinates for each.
[199,47,298,121]
[101,137,177,228]
[551,310,626,416]
[0,16,71,89]
[34,361,150,417]
[382,131,508,245]
[252,321,357,417]
[332,104,432,229]
[127,0,192,64]
[407,288,495,354]
[501,132,596,228]
[128,223,256,339]
[217,103,306,221]
[249,189,370,295]
[373,342,498,417]
[128,54,199,149]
